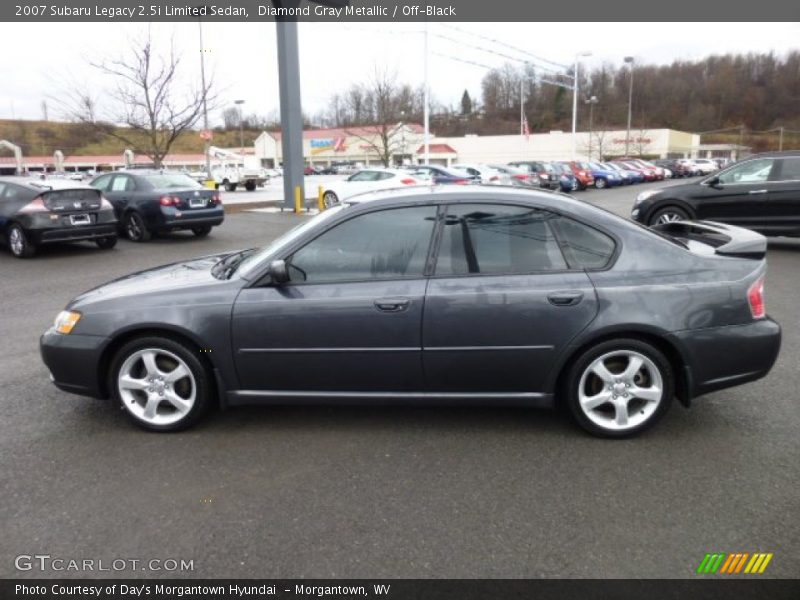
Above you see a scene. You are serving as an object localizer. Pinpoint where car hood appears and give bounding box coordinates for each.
[68,252,232,309]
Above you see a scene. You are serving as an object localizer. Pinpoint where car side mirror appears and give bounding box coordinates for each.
[269,260,289,285]
[706,175,721,187]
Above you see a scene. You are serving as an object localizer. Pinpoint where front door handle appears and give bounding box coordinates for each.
[374,297,410,313]
[748,189,768,195]
[547,291,584,307]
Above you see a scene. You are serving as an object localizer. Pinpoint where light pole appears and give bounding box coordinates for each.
[624,56,635,157]
[197,19,211,183]
[585,96,598,160]
[234,99,245,153]
[572,51,592,159]
[399,110,407,166]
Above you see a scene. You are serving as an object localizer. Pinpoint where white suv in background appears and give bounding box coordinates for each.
[690,158,719,175]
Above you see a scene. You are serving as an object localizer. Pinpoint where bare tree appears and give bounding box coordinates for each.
[343,69,411,167]
[62,29,214,167]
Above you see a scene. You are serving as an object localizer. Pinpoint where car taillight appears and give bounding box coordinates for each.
[210,193,222,205]
[454,179,470,185]
[19,196,48,213]
[160,196,180,206]
[579,171,587,177]
[489,176,499,182]
[512,174,527,180]
[748,277,765,319]
[400,178,417,185]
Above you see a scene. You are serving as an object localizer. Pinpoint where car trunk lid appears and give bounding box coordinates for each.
[41,188,102,213]
[651,220,767,260]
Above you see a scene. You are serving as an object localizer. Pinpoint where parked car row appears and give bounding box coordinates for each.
[1,170,225,258]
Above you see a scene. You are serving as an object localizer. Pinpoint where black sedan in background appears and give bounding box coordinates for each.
[41,186,780,438]
[632,151,800,234]
[409,164,477,185]
[0,177,117,258]
[90,170,224,242]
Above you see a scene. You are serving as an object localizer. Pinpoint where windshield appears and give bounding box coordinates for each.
[236,205,348,278]
[143,172,203,189]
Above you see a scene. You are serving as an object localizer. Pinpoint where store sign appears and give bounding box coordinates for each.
[310,138,347,154]
[612,137,652,145]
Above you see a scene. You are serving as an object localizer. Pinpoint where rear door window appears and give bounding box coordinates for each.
[773,157,800,182]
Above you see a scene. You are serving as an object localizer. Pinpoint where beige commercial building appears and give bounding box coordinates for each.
[254,125,720,168]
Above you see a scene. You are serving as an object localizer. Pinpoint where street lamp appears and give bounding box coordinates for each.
[572,51,592,159]
[624,56,635,157]
[234,99,245,153]
[585,95,599,160]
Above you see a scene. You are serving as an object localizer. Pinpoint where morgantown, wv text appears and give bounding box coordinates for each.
[16,583,392,597]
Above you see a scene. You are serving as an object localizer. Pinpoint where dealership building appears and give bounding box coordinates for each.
[254,124,744,168]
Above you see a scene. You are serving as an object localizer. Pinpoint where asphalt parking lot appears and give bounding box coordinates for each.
[1,180,798,579]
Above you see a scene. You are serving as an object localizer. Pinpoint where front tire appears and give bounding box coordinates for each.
[110,336,212,432]
[564,338,674,438]
[595,177,607,189]
[323,191,339,208]
[7,224,36,258]
[124,212,151,242]
[650,206,690,226]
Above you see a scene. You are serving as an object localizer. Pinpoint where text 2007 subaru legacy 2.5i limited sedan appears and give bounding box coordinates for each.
[40,186,781,437]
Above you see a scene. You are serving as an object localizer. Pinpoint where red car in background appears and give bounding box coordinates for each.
[615,160,657,182]
[560,161,595,190]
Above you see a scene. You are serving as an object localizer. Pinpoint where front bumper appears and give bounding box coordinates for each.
[40,329,109,399]
[670,318,781,399]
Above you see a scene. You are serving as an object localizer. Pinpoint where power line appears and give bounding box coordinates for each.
[440,24,572,75]
[432,52,494,71]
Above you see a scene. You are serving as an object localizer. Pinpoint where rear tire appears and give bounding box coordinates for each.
[323,191,339,208]
[649,206,690,226]
[595,177,607,189]
[244,181,256,192]
[95,236,117,250]
[7,224,36,258]
[564,338,674,438]
[192,226,212,237]
[110,336,212,432]
[124,212,151,242]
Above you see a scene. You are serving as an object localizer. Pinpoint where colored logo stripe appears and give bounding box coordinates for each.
[697,552,773,574]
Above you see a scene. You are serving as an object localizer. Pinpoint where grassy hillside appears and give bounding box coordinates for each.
[0,119,263,157]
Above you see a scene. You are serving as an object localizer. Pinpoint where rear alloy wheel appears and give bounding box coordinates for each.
[192,226,212,237]
[111,337,211,432]
[595,177,607,189]
[95,236,117,250]
[125,212,151,242]
[323,191,339,208]
[565,339,673,438]
[8,224,36,258]
[244,181,256,191]
[650,206,689,226]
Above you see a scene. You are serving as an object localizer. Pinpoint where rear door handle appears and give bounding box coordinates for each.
[374,297,410,312]
[547,291,584,307]
[748,189,768,195]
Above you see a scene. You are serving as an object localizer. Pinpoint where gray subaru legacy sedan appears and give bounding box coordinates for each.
[40,185,781,437]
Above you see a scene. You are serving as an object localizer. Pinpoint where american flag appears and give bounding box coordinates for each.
[522,117,530,141]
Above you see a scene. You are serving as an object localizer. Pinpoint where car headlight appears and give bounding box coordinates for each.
[634,189,661,206]
[54,310,81,334]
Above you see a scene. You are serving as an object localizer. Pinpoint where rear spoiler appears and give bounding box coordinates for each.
[651,220,767,260]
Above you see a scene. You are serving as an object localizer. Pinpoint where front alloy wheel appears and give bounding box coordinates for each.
[650,206,689,226]
[566,339,673,437]
[323,191,339,208]
[111,337,211,431]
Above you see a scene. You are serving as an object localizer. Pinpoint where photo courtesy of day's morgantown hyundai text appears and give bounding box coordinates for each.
[40,185,781,437]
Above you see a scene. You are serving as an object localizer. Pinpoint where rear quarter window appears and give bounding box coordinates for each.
[552,217,617,269]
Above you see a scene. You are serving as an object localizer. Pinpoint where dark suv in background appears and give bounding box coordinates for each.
[632,151,800,234]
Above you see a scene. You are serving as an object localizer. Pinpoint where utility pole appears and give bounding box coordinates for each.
[572,52,592,159]
[585,96,598,160]
[423,23,430,165]
[624,56,635,157]
[779,126,784,151]
[235,99,245,153]
[198,18,211,185]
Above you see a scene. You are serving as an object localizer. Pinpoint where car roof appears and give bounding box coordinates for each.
[0,176,94,191]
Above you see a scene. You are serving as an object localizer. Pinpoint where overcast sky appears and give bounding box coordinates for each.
[1,22,798,125]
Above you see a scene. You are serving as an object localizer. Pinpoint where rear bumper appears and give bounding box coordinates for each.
[156,207,224,230]
[29,224,117,244]
[670,318,781,399]
[40,329,108,399]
